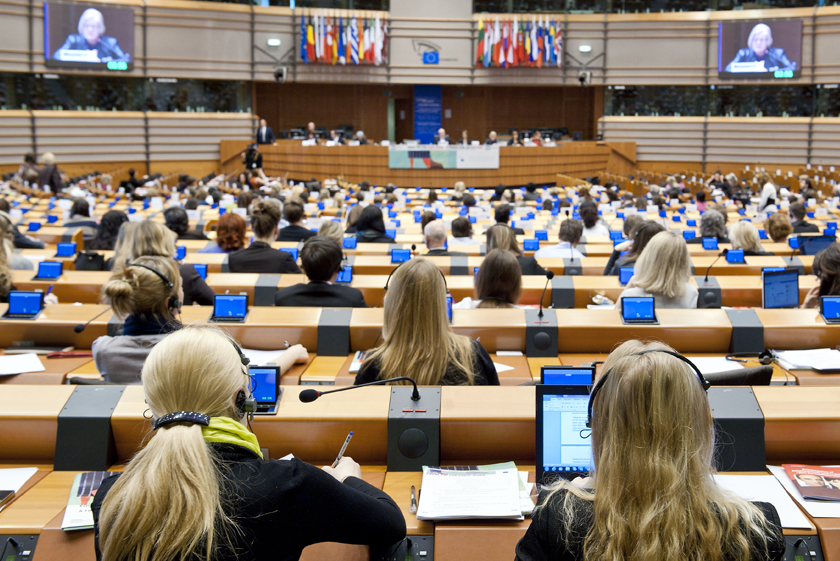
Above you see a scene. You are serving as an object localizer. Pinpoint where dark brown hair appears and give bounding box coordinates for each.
[476,249,522,308]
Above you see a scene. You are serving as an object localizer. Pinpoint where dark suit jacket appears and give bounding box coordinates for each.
[256,126,276,145]
[178,230,210,241]
[792,220,820,234]
[517,255,548,276]
[426,248,467,257]
[432,135,451,144]
[37,164,63,191]
[228,242,302,274]
[686,236,730,244]
[277,225,316,242]
[274,282,368,308]
[179,263,215,306]
[13,226,45,249]
[356,232,396,244]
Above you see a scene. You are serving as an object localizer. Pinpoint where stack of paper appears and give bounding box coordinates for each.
[774,349,840,372]
[240,348,286,366]
[712,474,811,529]
[0,467,38,512]
[769,466,840,519]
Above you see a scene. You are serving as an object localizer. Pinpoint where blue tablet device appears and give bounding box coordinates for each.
[446,295,453,324]
[535,230,548,241]
[524,239,540,251]
[279,248,298,261]
[540,366,594,385]
[821,296,840,324]
[682,230,696,240]
[621,296,658,324]
[343,237,357,249]
[726,249,746,263]
[193,263,208,280]
[758,229,768,240]
[609,230,623,241]
[385,228,396,239]
[176,246,186,260]
[211,294,248,322]
[702,238,718,250]
[788,237,800,249]
[762,269,800,309]
[35,261,63,280]
[336,266,353,283]
[391,249,410,263]
[4,291,44,319]
[619,267,634,286]
[55,242,76,257]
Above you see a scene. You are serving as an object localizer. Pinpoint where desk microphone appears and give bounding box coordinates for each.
[410,244,416,256]
[563,209,576,263]
[74,307,113,333]
[299,376,421,403]
[789,244,799,263]
[703,249,728,282]
[538,271,554,319]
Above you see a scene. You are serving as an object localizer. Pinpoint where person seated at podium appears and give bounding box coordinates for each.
[165,207,209,241]
[93,327,404,561]
[354,259,498,386]
[355,206,396,244]
[328,129,345,145]
[86,210,128,251]
[424,220,466,257]
[730,221,774,256]
[458,130,470,145]
[454,249,522,309]
[605,221,665,276]
[619,231,698,308]
[485,131,498,145]
[198,213,247,254]
[433,128,450,146]
[229,199,301,274]
[93,256,183,384]
[789,202,820,234]
[274,237,367,308]
[109,221,215,306]
[535,219,585,260]
[451,216,481,245]
[509,130,523,146]
[486,223,547,276]
[515,341,785,561]
[686,209,730,244]
[495,204,525,235]
[764,212,792,243]
[531,130,543,146]
[355,130,370,145]
[802,243,840,308]
[277,201,316,242]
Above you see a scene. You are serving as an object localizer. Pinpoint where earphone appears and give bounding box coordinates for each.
[126,262,182,311]
[227,337,257,421]
[725,350,775,366]
[586,349,710,429]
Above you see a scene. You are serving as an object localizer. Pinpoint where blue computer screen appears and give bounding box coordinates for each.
[535,230,548,241]
[542,368,593,385]
[788,237,800,249]
[726,249,745,263]
[214,295,247,318]
[446,295,453,323]
[541,393,592,473]
[343,237,358,249]
[822,297,840,320]
[8,292,42,315]
[385,229,396,239]
[37,261,62,279]
[763,270,800,309]
[609,230,622,241]
[56,242,76,256]
[249,367,277,403]
[193,264,207,280]
[176,246,186,260]
[619,267,634,285]
[622,297,654,320]
[391,249,410,263]
[683,230,696,240]
[524,239,539,251]
[702,238,718,250]
[279,248,298,261]
[336,266,353,283]
[799,236,835,256]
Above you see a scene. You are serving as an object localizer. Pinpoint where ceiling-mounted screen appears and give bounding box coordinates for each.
[718,20,802,80]
[44,2,134,71]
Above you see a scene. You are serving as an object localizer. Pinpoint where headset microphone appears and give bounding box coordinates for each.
[74,307,113,333]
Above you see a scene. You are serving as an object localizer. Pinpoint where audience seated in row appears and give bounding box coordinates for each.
[165,207,209,241]
[454,249,522,310]
[277,201,316,242]
[228,199,301,274]
[534,219,585,259]
[197,213,248,254]
[86,210,128,251]
[486,223,547,276]
[354,206,396,244]
[618,230,699,308]
[0,199,46,249]
[686,209,729,244]
[730,221,774,256]
[64,197,100,239]
[605,221,666,276]
[424,220,466,257]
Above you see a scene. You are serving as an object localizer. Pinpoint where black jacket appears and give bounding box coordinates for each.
[515,489,784,561]
[277,225,316,242]
[687,236,730,244]
[274,282,368,308]
[92,443,406,561]
[228,242,302,274]
[179,263,215,306]
[725,47,794,73]
[355,339,499,386]
[178,230,210,241]
[517,255,548,276]
[13,226,45,249]
[356,231,396,244]
[792,220,820,234]
[37,164,63,191]
[54,35,129,62]
[256,126,276,144]
[426,248,468,257]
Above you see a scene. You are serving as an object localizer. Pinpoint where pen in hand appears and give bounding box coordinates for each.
[410,485,417,514]
[284,341,290,349]
[331,431,353,468]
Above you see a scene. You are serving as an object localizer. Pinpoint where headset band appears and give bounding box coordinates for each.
[152,411,210,430]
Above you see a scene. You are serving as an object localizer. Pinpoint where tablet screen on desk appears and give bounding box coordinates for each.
[762,269,799,309]
[193,263,207,280]
[343,237,357,249]
[726,249,745,263]
[788,237,800,249]
[391,249,410,263]
[56,242,76,257]
[621,296,656,322]
[213,294,248,319]
[176,246,186,260]
[249,366,278,403]
[385,229,396,239]
[336,266,353,283]
[7,291,44,316]
[702,238,718,250]
[524,239,539,251]
[821,296,840,323]
[541,367,594,386]
[36,261,62,279]
[799,235,834,256]
[535,230,548,241]
[683,230,696,240]
[619,267,634,286]
[609,230,622,241]
[536,385,592,484]
[279,248,298,261]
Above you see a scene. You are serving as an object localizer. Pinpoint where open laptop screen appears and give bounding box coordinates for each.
[541,367,594,386]
[762,269,799,309]
[213,294,248,318]
[536,385,592,484]
[8,291,44,316]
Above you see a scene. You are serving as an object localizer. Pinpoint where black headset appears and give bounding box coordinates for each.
[724,350,775,365]
[383,259,448,292]
[586,349,710,429]
[227,337,257,421]
[126,262,182,311]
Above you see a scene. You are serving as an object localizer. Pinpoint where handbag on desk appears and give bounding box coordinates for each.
[74,251,105,271]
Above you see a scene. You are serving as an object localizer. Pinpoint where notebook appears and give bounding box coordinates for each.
[536,385,592,485]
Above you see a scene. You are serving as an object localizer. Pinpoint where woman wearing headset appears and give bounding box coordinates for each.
[515,340,785,561]
[92,327,406,561]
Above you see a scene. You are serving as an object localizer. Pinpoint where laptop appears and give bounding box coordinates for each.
[762,269,800,309]
[726,249,746,264]
[343,237,358,249]
[55,242,76,257]
[540,366,594,386]
[523,239,539,251]
[702,238,718,250]
[336,266,353,283]
[193,263,208,280]
[683,231,696,240]
[798,235,835,256]
[210,294,249,322]
[391,249,410,263]
[34,261,63,281]
[3,291,45,319]
[621,296,658,325]
[618,267,634,286]
[535,230,548,241]
[279,248,298,261]
[248,365,283,415]
[535,385,592,485]
[446,295,453,324]
[821,296,840,324]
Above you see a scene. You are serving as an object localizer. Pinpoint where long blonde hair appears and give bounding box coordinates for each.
[485,223,521,255]
[102,255,182,322]
[730,221,764,253]
[366,258,476,385]
[631,231,690,299]
[111,221,176,271]
[98,327,248,561]
[0,213,15,299]
[542,340,775,561]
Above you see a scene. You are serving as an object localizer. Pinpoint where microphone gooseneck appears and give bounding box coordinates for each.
[298,376,421,402]
[74,307,113,333]
[703,248,728,282]
[538,271,555,319]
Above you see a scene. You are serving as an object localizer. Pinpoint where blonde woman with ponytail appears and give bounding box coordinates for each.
[354,258,499,386]
[92,327,406,561]
[515,340,785,561]
[92,255,183,384]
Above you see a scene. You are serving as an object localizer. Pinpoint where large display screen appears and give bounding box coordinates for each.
[44,2,134,71]
[718,20,802,79]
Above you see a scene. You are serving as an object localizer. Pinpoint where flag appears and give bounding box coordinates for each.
[322,14,328,62]
[529,17,537,64]
[476,19,485,67]
[509,18,517,66]
[545,18,552,64]
[300,15,307,64]
[483,20,492,67]
[368,18,376,62]
[338,17,346,64]
[306,16,316,62]
[374,15,383,66]
[492,17,501,66]
[326,17,334,64]
[312,13,320,60]
[536,16,544,68]
[500,21,508,68]
[554,24,562,67]
[350,17,359,64]
[517,20,525,65]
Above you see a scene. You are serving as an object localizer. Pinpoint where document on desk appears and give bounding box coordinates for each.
[774,348,840,372]
[0,353,45,376]
[240,348,286,366]
[768,465,840,518]
[687,356,743,375]
[712,474,811,529]
[416,466,523,521]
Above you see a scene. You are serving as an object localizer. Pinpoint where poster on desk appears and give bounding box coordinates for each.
[388,145,500,170]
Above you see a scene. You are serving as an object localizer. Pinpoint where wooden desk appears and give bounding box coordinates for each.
[0,304,112,349]
[0,386,74,462]
[0,353,93,385]
[0,471,76,534]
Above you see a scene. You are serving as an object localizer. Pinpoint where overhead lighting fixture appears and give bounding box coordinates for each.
[267,38,281,47]
[579,45,592,53]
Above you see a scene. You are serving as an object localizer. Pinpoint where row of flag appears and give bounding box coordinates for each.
[300,12,386,65]
[476,16,562,68]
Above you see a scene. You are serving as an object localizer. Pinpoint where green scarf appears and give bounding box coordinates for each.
[202,416,263,459]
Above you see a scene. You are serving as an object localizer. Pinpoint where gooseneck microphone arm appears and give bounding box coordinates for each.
[703,249,728,282]
[74,307,113,333]
[538,271,555,319]
[564,209,575,263]
[299,376,421,403]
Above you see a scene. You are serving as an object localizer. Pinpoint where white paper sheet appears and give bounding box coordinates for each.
[0,353,45,376]
[417,467,523,520]
[241,348,286,366]
[768,465,840,518]
[774,349,840,371]
[713,474,811,529]
[0,467,38,492]
[493,362,515,373]
[496,351,524,357]
[687,356,744,375]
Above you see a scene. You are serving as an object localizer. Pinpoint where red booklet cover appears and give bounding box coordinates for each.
[783,464,840,501]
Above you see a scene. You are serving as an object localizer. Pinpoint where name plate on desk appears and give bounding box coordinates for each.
[388,145,500,170]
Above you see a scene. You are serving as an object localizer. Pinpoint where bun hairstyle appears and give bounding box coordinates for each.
[250,199,282,239]
[102,255,182,321]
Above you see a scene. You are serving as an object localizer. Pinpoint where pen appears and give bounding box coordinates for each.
[46,284,54,295]
[284,341,290,349]
[331,431,353,468]
[409,485,417,514]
